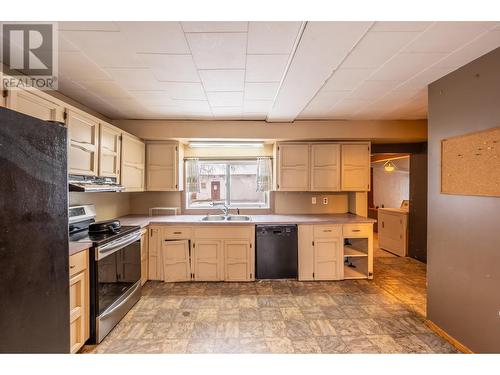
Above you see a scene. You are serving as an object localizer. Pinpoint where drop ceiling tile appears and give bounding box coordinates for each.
[323,68,375,91]
[433,29,500,69]
[181,22,248,32]
[244,82,279,100]
[60,30,145,67]
[247,22,301,54]
[155,82,207,100]
[130,91,176,106]
[186,33,247,69]
[57,76,89,99]
[199,69,245,91]
[58,22,120,32]
[211,107,243,119]
[80,80,132,99]
[172,99,212,112]
[58,35,79,52]
[341,31,420,69]
[242,112,267,120]
[117,22,190,54]
[243,100,273,112]
[59,51,113,81]
[245,54,289,82]
[301,90,351,116]
[371,22,433,32]
[370,52,446,81]
[394,66,456,91]
[403,22,495,53]
[137,54,199,82]
[207,91,244,107]
[104,68,160,90]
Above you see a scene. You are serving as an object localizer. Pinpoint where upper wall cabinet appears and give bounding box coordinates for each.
[98,122,122,179]
[341,143,370,191]
[6,88,64,123]
[67,110,99,176]
[310,143,341,191]
[121,133,145,192]
[146,142,184,191]
[275,143,310,191]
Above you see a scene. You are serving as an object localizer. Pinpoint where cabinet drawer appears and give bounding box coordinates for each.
[193,226,254,239]
[313,225,342,238]
[69,250,88,277]
[343,224,371,238]
[164,226,193,239]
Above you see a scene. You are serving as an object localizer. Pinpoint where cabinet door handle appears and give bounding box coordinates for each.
[173,231,181,234]
[352,229,361,232]
[323,229,332,232]
[70,265,75,269]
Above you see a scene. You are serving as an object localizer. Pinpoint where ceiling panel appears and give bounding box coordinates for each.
[186,32,247,69]
[199,69,245,91]
[149,82,206,100]
[58,22,120,32]
[342,30,420,69]
[103,68,161,90]
[348,80,401,100]
[137,54,199,82]
[371,21,433,32]
[207,91,244,107]
[369,52,446,81]
[243,100,273,112]
[247,22,301,54]
[244,82,279,100]
[59,51,112,81]
[299,90,351,118]
[323,68,375,91]
[245,54,289,82]
[81,80,132,99]
[181,22,248,32]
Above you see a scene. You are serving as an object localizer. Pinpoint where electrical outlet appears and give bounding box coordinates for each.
[312,197,317,205]
[322,197,328,205]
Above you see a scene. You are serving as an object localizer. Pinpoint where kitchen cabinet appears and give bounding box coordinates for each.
[121,133,145,192]
[98,122,121,179]
[310,143,340,191]
[298,225,343,281]
[6,88,64,122]
[224,240,253,281]
[192,240,223,281]
[378,208,408,257]
[69,249,89,354]
[148,226,163,280]
[343,224,373,279]
[162,239,191,282]
[275,143,310,191]
[67,109,99,176]
[146,142,183,191]
[140,228,149,286]
[341,143,371,191]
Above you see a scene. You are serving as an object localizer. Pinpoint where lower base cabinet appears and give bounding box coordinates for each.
[162,239,191,282]
[69,249,89,354]
[192,240,223,281]
[224,240,253,281]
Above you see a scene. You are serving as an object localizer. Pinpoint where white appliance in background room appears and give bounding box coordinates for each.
[378,201,409,257]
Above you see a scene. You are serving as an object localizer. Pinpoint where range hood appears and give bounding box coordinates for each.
[69,175,124,192]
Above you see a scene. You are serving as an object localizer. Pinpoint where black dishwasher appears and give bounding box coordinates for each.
[256,225,298,279]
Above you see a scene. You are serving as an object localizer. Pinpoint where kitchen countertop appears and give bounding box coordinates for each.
[116,213,377,227]
[378,208,409,214]
[69,241,92,256]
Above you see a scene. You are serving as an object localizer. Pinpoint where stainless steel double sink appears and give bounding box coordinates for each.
[201,215,251,222]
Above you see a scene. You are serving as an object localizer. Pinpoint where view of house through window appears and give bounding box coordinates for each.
[186,159,269,209]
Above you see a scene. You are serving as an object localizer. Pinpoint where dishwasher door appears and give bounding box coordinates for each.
[256,225,298,279]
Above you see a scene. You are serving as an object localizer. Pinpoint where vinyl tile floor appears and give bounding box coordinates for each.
[83,251,457,354]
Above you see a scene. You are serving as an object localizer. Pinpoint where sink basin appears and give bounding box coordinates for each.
[201,215,226,221]
[226,215,251,221]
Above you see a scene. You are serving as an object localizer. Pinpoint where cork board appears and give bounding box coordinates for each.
[441,127,500,197]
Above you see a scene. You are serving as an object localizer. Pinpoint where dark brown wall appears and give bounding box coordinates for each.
[427,47,500,353]
[408,144,427,262]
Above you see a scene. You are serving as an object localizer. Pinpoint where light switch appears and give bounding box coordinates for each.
[323,197,328,205]
[312,197,317,205]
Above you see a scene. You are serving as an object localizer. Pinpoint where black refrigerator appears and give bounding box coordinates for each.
[0,107,70,353]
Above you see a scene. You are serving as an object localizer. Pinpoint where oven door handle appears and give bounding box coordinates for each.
[96,231,141,260]
[99,281,141,320]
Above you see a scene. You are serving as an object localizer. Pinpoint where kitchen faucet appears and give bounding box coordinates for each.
[211,201,230,217]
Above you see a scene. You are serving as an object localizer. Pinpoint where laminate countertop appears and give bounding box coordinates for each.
[116,213,377,228]
[69,241,92,256]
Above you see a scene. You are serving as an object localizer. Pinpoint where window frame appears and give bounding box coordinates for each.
[185,158,270,210]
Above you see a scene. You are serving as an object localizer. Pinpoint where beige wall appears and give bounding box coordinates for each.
[114,119,427,143]
[274,192,349,214]
[129,192,182,215]
[69,192,131,221]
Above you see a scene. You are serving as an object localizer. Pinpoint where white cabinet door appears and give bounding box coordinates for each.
[192,240,223,281]
[314,238,343,280]
[224,240,252,281]
[277,144,310,191]
[310,144,340,191]
[341,143,370,191]
[298,225,314,281]
[67,110,99,176]
[6,89,64,122]
[98,122,121,179]
[162,240,191,282]
[121,133,145,192]
[146,143,178,191]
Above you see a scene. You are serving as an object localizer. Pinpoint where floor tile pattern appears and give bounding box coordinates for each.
[84,255,456,354]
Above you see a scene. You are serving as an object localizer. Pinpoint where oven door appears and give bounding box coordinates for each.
[92,230,142,343]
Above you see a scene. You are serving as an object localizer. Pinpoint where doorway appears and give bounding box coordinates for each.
[211,181,220,201]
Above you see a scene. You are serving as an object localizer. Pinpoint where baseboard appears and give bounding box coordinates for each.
[425,320,474,354]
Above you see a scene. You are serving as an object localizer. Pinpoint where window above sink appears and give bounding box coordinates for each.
[185,159,270,210]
